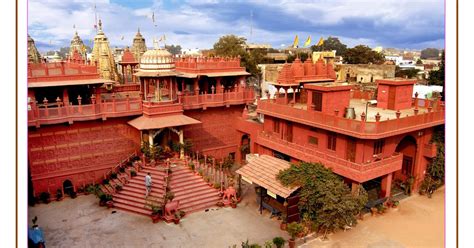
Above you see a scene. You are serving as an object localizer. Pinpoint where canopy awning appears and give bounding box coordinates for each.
[28,78,114,88]
[236,155,298,198]
[128,114,201,130]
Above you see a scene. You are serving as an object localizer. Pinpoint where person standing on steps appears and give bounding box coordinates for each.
[145,172,152,198]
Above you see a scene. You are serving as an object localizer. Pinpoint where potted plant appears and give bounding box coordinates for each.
[216,201,224,207]
[110,172,118,179]
[272,237,286,248]
[165,191,175,202]
[115,185,123,192]
[70,191,77,199]
[56,189,63,201]
[173,212,181,224]
[102,178,110,185]
[77,186,84,194]
[213,182,221,189]
[392,200,400,208]
[130,170,137,177]
[280,219,288,231]
[119,167,126,173]
[151,205,162,223]
[376,203,386,214]
[286,222,303,248]
[105,194,114,208]
[98,192,107,206]
[230,198,237,208]
[85,184,96,195]
[39,192,50,204]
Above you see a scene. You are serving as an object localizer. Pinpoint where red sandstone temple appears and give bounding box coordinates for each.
[27,46,444,219]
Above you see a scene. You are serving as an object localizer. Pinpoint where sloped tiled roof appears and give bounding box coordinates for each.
[236,155,298,198]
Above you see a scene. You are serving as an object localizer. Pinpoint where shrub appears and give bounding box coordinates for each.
[119,167,125,173]
[56,189,63,200]
[110,172,118,179]
[214,183,221,189]
[115,185,123,191]
[39,192,50,203]
[130,170,137,177]
[272,237,285,248]
[165,191,175,201]
[286,222,303,240]
[102,178,109,185]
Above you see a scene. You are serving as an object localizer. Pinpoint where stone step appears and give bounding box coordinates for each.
[170,177,206,188]
[114,193,164,207]
[174,189,219,201]
[123,183,165,192]
[179,195,222,213]
[113,201,152,216]
[114,197,162,211]
[138,169,167,177]
[174,190,220,205]
[118,188,164,200]
[171,184,214,195]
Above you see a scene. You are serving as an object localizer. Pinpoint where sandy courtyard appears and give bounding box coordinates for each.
[301,188,445,248]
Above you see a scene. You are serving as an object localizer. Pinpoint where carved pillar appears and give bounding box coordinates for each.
[193,78,199,95]
[77,95,82,113]
[380,173,393,198]
[179,129,184,159]
[216,77,222,93]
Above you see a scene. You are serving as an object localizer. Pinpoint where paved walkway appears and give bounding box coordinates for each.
[300,188,445,248]
[28,185,289,248]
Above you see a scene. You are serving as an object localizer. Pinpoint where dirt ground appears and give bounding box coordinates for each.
[300,187,445,248]
[27,186,444,248]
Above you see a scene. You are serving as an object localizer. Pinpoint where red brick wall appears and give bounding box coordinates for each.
[184,105,244,159]
[28,117,140,196]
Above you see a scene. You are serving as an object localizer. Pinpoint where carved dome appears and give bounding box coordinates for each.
[139,48,175,71]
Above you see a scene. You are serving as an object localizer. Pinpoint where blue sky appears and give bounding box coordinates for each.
[28,0,445,53]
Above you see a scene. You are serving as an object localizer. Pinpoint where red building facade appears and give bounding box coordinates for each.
[236,58,444,198]
[27,49,254,197]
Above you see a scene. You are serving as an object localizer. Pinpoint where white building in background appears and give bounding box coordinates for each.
[181,48,202,56]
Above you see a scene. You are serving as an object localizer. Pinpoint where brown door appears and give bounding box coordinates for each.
[388,87,396,109]
[346,137,356,162]
[402,156,413,176]
[312,91,322,111]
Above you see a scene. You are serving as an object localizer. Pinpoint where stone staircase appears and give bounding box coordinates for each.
[109,159,221,217]
[112,167,167,216]
[169,164,221,214]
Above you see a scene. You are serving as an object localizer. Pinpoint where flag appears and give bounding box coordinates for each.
[292,35,299,48]
[152,12,157,27]
[316,37,324,46]
[304,35,311,47]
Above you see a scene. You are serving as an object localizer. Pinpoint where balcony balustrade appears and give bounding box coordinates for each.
[180,87,255,110]
[257,131,403,182]
[257,100,444,139]
[28,97,143,127]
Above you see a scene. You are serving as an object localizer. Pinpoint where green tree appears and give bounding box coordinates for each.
[311,36,348,57]
[420,126,445,197]
[165,44,182,55]
[213,34,265,77]
[428,51,445,86]
[344,45,385,64]
[420,48,440,59]
[277,162,368,238]
[395,66,420,79]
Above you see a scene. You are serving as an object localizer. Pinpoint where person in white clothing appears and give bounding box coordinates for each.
[145,172,152,198]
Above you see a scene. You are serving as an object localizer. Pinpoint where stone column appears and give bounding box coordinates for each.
[179,129,184,159]
[380,173,393,198]
[216,77,222,93]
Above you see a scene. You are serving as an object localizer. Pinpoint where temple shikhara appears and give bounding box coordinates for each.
[27,21,444,225]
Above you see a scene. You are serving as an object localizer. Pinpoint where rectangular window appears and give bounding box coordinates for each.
[373,140,385,155]
[312,91,322,111]
[308,136,318,145]
[273,119,280,133]
[327,132,337,151]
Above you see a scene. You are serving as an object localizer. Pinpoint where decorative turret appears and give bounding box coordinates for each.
[27,34,42,64]
[131,28,147,62]
[90,20,119,81]
[69,31,85,59]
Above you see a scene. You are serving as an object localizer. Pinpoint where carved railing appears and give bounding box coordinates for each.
[181,88,254,109]
[257,100,444,139]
